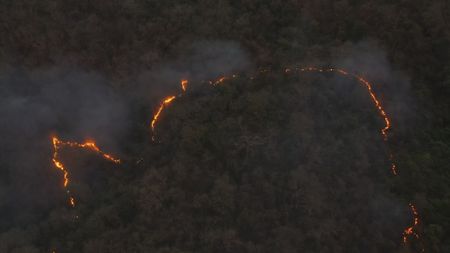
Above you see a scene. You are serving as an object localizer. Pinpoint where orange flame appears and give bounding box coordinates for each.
[69,197,76,207]
[51,136,120,207]
[181,80,188,92]
[298,67,421,248]
[297,67,392,142]
[403,203,420,242]
[150,96,176,140]
[149,67,422,249]
[209,76,227,86]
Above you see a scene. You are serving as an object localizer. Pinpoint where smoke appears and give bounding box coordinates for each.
[179,40,252,79]
[331,40,416,132]
[0,67,130,230]
[0,40,251,234]
[133,40,252,101]
[326,40,418,245]
[0,37,417,250]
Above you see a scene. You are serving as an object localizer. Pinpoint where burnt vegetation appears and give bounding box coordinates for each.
[0,1,449,253]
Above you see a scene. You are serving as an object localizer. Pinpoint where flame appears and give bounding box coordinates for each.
[51,136,120,207]
[209,76,227,86]
[181,79,188,92]
[389,154,398,176]
[297,67,392,141]
[150,77,229,138]
[354,75,390,140]
[49,66,423,252]
[295,67,420,249]
[148,66,422,250]
[69,197,76,207]
[403,203,420,242]
[150,96,176,140]
[391,163,398,176]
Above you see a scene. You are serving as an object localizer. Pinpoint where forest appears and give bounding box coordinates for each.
[0,1,449,252]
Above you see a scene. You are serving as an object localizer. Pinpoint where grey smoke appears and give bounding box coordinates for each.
[328,39,416,237]
[134,40,252,101]
[331,40,416,132]
[0,40,251,232]
[0,67,130,229]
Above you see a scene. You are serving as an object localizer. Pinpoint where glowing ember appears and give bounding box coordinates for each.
[51,136,120,207]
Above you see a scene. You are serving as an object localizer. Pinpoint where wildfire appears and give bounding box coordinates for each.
[209,76,227,86]
[51,136,120,207]
[147,66,421,250]
[295,67,420,249]
[389,154,398,175]
[150,95,177,140]
[181,80,188,92]
[50,66,424,252]
[69,197,76,207]
[297,67,392,141]
[403,203,423,251]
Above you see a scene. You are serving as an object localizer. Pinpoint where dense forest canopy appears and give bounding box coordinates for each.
[0,1,449,252]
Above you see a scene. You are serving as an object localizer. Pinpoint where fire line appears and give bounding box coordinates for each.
[148,66,422,250]
[51,136,120,207]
